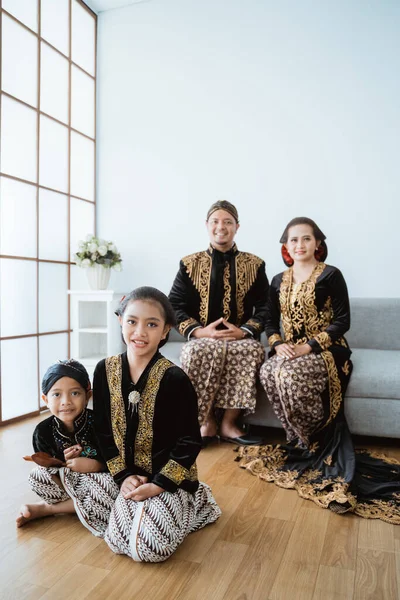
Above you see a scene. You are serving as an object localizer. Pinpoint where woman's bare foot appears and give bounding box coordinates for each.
[16,501,53,528]
[200,420,218,438]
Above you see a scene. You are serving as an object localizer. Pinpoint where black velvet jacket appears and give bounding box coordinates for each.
[93,352,202,493]
[32,409,102,462]
[169,243,269,339]
[266,263,351,356]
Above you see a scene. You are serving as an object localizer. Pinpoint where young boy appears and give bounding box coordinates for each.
[17,359,119,536]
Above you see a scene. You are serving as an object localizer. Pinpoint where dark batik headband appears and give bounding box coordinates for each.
[42,359,91,395]
[207,200,239,223]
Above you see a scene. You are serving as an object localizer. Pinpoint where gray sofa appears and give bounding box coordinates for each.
[163,298,400,439]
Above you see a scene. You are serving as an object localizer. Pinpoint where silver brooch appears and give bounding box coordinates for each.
[128,390,141,411]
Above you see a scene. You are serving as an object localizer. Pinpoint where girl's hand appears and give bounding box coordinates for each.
[120,475,148,498]
[66,457,103,473]
[64,445,82,460]
[275,343,296,359]
[125,483,164,501]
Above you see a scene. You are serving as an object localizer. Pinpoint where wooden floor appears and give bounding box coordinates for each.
[1,415,399,600]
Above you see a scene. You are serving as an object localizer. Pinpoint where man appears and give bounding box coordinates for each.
[169,200,269,445]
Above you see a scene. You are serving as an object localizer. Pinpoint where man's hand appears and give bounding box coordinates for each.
[124,483,165,502]
[120,475,148,498]
[66,457,104,473]
[64,445,82,460]
[192,318,244,340]
[220,319,248,340]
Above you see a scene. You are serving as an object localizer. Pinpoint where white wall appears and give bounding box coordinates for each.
[97,0,400,297]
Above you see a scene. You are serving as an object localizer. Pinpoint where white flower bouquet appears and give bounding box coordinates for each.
[74,235,122,271]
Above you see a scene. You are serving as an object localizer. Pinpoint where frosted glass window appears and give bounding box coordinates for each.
[41,0,69,57]
[1,14,38,107]
[2,0,38,33]
[39,116,68,192]
[0,95,37,182]
[39,263,68,332]
[70,132,94,201]
[71,0,95,76]
[70,264,90,291]
[0,177,36,258]
[38,189,68,261]
[0,258,37,337]
[39,333,69,406]
[40,43,69,124]
[71,66,95,138]
[1,338,39,421]
[70,198,95,261]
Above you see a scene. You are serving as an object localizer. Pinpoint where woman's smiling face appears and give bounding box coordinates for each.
[285,223,320,264]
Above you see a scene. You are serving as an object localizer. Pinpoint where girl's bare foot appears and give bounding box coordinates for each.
[16,501,53,527]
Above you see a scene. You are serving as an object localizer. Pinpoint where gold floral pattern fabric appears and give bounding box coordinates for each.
[178,317,199,337]
[182,251,213,325]
[181,338,265,425]
[260,354,328,446]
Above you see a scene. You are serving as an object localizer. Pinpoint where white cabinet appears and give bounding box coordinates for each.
[68,290,125,380]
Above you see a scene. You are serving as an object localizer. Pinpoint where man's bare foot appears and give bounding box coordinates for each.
[16,502,53,528]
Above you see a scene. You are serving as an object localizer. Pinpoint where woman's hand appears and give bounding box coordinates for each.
[125,483,165,502]
[64,445,82,460]
[292,344,312,358]
[275,343,312,360]
[66,457,104,473]
[120,475,148,498]
[275,343,297,359]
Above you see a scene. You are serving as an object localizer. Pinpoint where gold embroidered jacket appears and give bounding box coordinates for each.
[169,244,269,339]
[93,352,201,493]
[266,263,352,354]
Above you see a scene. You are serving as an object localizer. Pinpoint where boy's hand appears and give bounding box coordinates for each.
[66,457,103,473]
[64,446,82,460]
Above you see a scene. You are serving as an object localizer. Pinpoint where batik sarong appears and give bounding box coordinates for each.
[28,466,120,536]
[181,338,265,425]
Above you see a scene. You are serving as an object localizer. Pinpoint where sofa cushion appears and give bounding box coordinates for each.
[162,342,183,366]
[347,298,400,350]
[347,348,400,400]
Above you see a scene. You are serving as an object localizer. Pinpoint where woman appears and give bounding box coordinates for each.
[237,217,400,523]
[93,287,221,562]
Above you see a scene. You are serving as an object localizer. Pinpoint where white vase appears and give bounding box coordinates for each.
[86,265,111,290]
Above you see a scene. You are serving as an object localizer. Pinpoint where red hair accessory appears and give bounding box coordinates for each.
[120,295,126,303]
[281,245,294,266]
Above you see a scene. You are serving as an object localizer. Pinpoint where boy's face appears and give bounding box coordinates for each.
[42,376,90,431]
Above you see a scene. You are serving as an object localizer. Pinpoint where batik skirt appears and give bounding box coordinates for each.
[181,338,265,425]
[104,482,221,562]
[236,353,400,524]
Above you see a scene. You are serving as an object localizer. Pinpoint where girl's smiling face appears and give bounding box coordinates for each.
[119,299,170,359]
[42,377,90,431]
